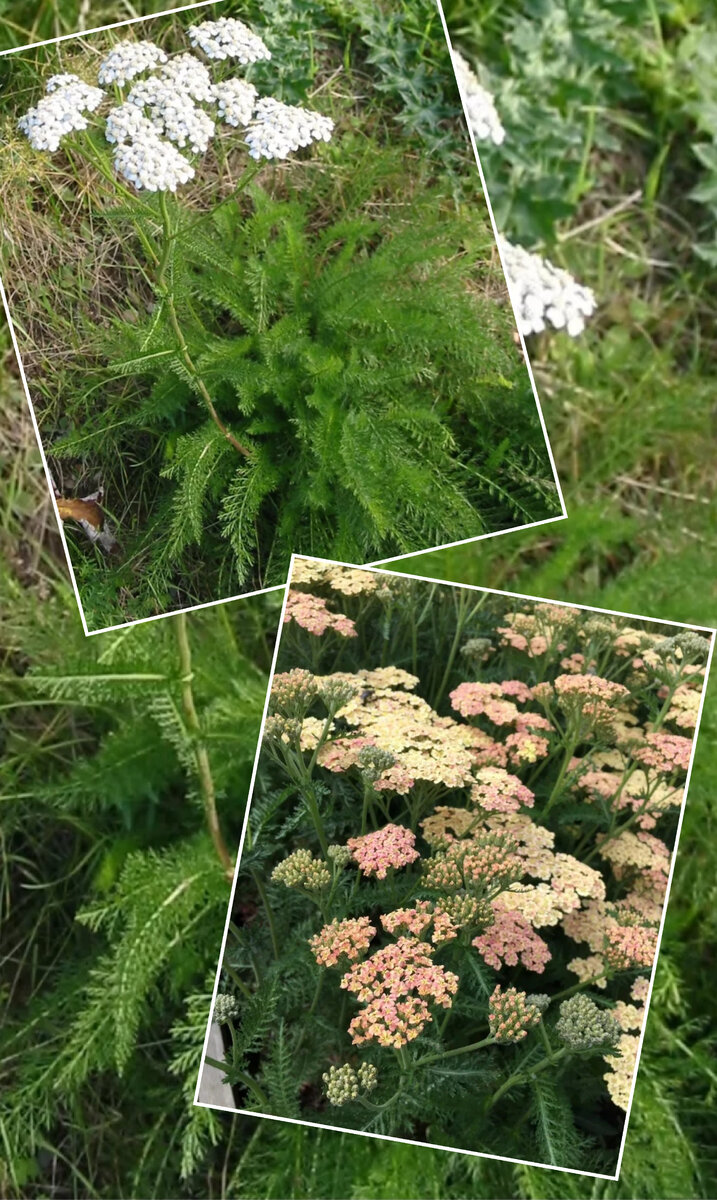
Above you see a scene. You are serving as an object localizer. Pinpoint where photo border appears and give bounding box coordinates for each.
[0,0,567,638]
[193,551,716,1181]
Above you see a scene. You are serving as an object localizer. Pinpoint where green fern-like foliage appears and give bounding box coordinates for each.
[68,180,554,602]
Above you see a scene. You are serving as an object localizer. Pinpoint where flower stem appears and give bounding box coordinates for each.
[175,612,232,876]
[485,1045,570,1112]
[157,190,251,458]
[415,1033,496,1068]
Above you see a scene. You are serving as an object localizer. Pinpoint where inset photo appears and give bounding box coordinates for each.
[0,0,564,635]
[196,555,713,1178]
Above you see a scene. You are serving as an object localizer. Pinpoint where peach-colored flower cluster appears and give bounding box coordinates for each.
[505,729,550,766]
[633,732,692,772]
[597,829,670,888]
[488,985,542,1043]
[473,907,551,973]
[380,897,486,946]
[603,920,658,971]
[470,766,535,813]
[348,823,419,879]
[485,812,556,879]
[284,590,357,638]
[498,605,577,658]
[572,751,682,830]
[341,936,459,1048]
[309,916,377,967]
[423,833,523,895]
[449,681,522,726]
[381,902,433,940]
[421,805,478,847]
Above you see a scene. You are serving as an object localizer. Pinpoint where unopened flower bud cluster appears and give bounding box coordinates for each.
[271,847,330,891]
[322,1061,378,1106]
[213,992,240,1023]
[556,994,620,1050]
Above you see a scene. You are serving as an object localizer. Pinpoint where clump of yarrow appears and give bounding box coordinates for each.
[451,50,505,146]
[500,237,598,337]
[17,19,334,191]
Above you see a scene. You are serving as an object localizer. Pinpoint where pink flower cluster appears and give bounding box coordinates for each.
[488,985,542,1043]
[449,681,522,725]
[309,916,377,967]
[505,729,550,766]
[348,823,419,879]
[341,936,459,1048]
[473,907,551,973]
[632,731,692,773]
[284,590,357,638]
[381,902,433,939]
[470,767,535,814]
[554,674,630,706]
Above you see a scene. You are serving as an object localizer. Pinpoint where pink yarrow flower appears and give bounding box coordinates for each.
[348,823,419,879]
[309,916,376,967]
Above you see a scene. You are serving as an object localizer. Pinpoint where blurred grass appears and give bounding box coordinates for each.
[1,0,717,1197]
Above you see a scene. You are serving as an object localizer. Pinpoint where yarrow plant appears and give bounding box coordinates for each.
[206,560,711,1172]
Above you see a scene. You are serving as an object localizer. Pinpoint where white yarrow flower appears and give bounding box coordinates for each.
[159,53,215,102]
[187,17,271,64]
[18,76,104,152]
[105,102,157,146]
[98,40,168,86]
[500,238,597,337]
[213,78,258,128]
[244,97,334,161]
[452,50,505,146]
[112,130,195,192]
[128,78,215,154]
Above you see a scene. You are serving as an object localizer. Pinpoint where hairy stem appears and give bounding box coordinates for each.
[175,612,233,875]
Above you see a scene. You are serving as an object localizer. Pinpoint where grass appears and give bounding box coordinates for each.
[1,0,717,1197]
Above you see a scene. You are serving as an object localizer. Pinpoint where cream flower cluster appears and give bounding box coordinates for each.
[245,97,334,161]
[18,74,104,151]
[500,237,598,337]
[98,40,168,85]
[188,17,271,64]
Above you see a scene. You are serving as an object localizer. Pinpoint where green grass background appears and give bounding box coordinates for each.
[1,0,716,1197]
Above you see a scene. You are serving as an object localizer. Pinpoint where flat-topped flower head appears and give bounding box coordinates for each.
[112,130,195,192]
[245,97,334,161]
[473,907,551,973]
[451,50,505,145]
[188,17,271,64]
[500,237,597,338]
[98,40,168,86]
[341,936,458,1047]
[213,78,258,128]
[284,590,356,638]
[309,916,376,967]
[633,731,693,773]
[488,985,542,1043]
[348,823,418,879]
[159,53,215,102]
[105,102,157,146]
[470,766,535,814]
[556,994,620,1050]
[127,78,215,154]
[19,76,105,152]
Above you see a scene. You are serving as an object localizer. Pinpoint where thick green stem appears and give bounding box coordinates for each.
[485,1046,570,1112]
[250,867,280,961]
[204,1056,269,1109]
[175,613,233,875]
[415,1033,496,1069]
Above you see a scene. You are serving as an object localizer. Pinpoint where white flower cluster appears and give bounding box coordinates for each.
[112,132,195,192]
[17,74,104,152]
[98,40,167,86]
[188,17,271,64]
[245,97,334,161]
[213,78,258,128]
[105,101,156,145]
[500,238,597,337]
[159,52,214,102]
[452,50,505,147]
[128,78,215,154]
